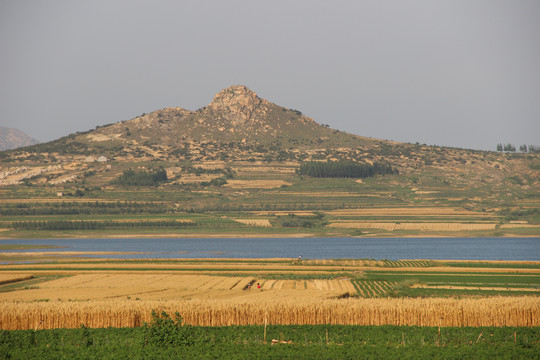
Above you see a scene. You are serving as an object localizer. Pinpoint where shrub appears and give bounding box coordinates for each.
[143,310,194,347]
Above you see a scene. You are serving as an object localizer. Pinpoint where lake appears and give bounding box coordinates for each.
[1,237,539,261]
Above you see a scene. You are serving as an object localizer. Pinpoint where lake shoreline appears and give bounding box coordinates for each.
[1,237,538,261]
[2,232,540,240]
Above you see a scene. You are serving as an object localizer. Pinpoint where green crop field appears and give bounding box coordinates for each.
[1,323,538,359]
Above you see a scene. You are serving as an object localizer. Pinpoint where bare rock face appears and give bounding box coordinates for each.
[205,85,270,127]
[0,127,40,151]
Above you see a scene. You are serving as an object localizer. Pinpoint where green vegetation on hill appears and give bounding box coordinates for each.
[298,161,397,178]
[113,168,167,186]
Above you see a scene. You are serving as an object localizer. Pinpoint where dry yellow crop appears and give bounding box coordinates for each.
[0,274,33,285]
[500,224,540,229]
[232,164,297,175]
[1,296,538,330]
[327,222,497,231]
[250,211,316,216]
[233,219,272,227]
[0,274,354,302]
[224,180,291,189]
[325,207,488,216]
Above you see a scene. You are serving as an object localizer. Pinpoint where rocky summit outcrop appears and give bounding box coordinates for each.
[91,85,365,147]
[0,127,40,151]
[205,85,267,127]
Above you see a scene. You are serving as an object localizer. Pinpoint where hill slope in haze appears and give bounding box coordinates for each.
[0,127,39,151]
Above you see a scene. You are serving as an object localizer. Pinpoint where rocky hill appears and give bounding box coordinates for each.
[84,85,372,148]
[0,85,538,198]
[0,127,39,151]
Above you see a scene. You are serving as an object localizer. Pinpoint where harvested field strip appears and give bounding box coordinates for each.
[435,282,540,288]
[38,259,295,265]
[367,274,540,284]
[327,222,497,231]
[0,262,373,270]
[371,282,385,295]
[364,283,373,296]
[0,264,349,272]
[250,211,316,216]
[368,268,540,275]
[351,280,361,295]
[378,260,433,267]
[367,271,540,278]
[250,279,356,292]
[352,281,397,298]
[224,180,292,189]
[379,282,396,293]
[440,261,540,269]
[274,192,385,197]
[303,259,379,267]
[412,284,540,292]
[500,224,540,228]
[365,274,539,289]
[37,274,256,292]
[325,207,489,216]
[3,264,539,275]
[366,281,377,297]
[262,279,277,289]
[25,258,434,268]
[0,274,34,285]
[232,219,272,227]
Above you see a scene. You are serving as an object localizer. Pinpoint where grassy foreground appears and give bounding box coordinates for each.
[1,324,538,360]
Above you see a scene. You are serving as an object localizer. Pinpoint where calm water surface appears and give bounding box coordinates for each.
[1,237,539,261]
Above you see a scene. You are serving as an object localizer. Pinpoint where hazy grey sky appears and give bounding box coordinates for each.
[1,1,539,150]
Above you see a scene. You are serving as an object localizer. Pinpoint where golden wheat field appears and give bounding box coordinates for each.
[1,297,538,330]
[1,258,539,330]
[0,274,356,302]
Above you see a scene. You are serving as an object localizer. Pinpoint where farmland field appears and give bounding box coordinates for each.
[0,256,538,330]
[1,165,539,239]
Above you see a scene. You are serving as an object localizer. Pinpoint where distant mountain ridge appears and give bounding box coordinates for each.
[0,127,40,151]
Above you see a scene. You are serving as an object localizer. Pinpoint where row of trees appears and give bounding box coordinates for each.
[113,168,168,186]
[0,201,170,215]
[297,161,397,178]
[10,220,195,230]
[496,144,539,153]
